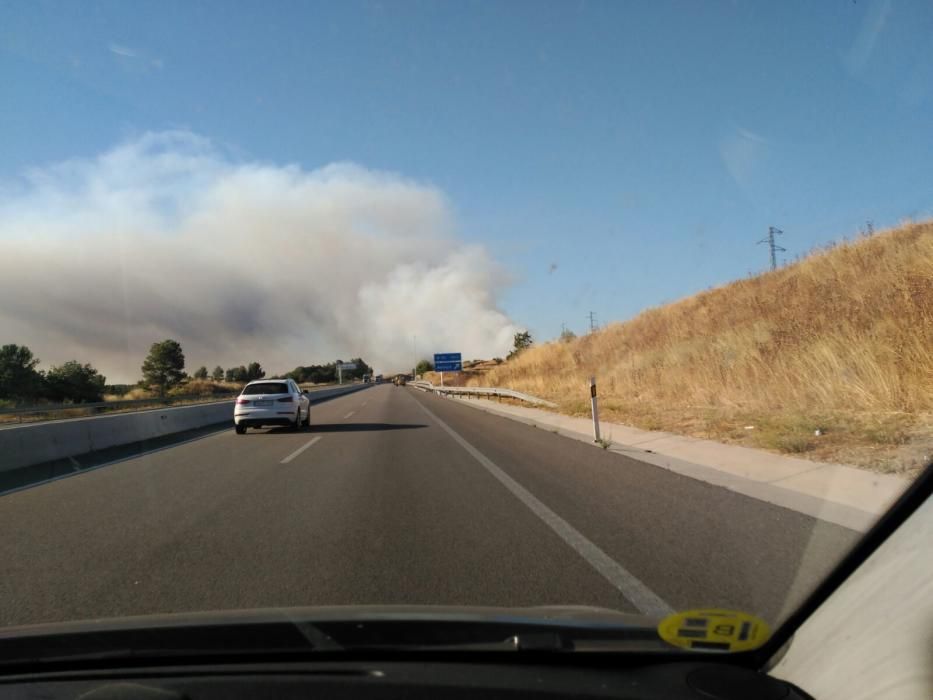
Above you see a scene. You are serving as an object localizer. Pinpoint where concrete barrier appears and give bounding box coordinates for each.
[0,384,370,473]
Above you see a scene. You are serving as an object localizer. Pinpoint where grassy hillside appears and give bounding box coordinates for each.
[469,221,933,475]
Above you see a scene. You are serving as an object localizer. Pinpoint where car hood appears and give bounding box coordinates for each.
[0,605,672,667]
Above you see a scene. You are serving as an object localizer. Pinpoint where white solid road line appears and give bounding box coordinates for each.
[415,399,673,618]
[280,436,322,464]
[343,411,355,419]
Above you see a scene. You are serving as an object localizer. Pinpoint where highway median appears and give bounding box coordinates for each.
[0,383,371,493]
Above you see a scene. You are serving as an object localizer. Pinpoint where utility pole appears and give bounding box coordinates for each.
[758,226,786,271]
[588,311,598,333]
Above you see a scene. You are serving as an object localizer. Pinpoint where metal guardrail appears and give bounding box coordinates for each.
[408,381,558,408]
[0,393,239,423]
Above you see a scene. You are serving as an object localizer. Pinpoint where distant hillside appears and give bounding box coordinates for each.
[468,221,933,475]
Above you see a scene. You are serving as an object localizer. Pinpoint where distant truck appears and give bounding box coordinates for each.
[362,374,371,383]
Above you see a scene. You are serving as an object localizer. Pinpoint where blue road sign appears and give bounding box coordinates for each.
[433,352,462,372]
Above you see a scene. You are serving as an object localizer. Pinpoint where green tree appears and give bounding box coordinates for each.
[507,331,533,359]
[341,357,371,380]
[310,364,336,383]
[559,329,577,343]
[193,366,209,380]
[246,362,265,381]
[211,365,224,381]
[141,339,186,396]
[285,366,306,383]
[0,344,44,401]
[415,359,434,375]
[225,365,248,382]
[45,361,106,403]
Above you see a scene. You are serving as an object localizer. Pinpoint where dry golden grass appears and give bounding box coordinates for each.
[102,380,241,402]
[115,387,156,401]
[468,221,933,475]
[169,379,242,397]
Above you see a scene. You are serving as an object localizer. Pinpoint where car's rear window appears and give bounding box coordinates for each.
[241,382,289,395]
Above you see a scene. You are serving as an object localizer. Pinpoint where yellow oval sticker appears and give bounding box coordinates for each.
[658,609,770,652]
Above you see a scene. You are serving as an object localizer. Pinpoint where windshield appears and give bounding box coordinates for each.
[0,0,929,658]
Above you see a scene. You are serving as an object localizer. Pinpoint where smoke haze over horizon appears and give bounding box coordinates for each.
[0,131,520,383]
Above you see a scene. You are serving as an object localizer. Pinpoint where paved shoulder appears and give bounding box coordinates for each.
[405,388,860,622]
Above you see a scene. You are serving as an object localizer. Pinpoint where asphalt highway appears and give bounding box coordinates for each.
[0,384,859,628]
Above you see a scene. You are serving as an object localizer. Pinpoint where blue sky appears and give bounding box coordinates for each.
[3,0,932,344]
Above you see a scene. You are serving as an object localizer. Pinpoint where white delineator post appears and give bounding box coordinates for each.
[590,376,600,442]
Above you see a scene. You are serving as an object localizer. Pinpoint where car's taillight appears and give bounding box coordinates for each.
[277,396,294,403]
[236,398,251,405]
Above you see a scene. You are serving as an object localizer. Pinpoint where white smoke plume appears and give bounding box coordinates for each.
[0,131,519,382]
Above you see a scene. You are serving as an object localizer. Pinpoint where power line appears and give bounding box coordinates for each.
[758,226,786,271]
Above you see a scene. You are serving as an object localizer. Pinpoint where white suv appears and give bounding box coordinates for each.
[234,379,310,434]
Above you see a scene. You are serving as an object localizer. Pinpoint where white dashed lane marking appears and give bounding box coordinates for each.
[280,436,322,464]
